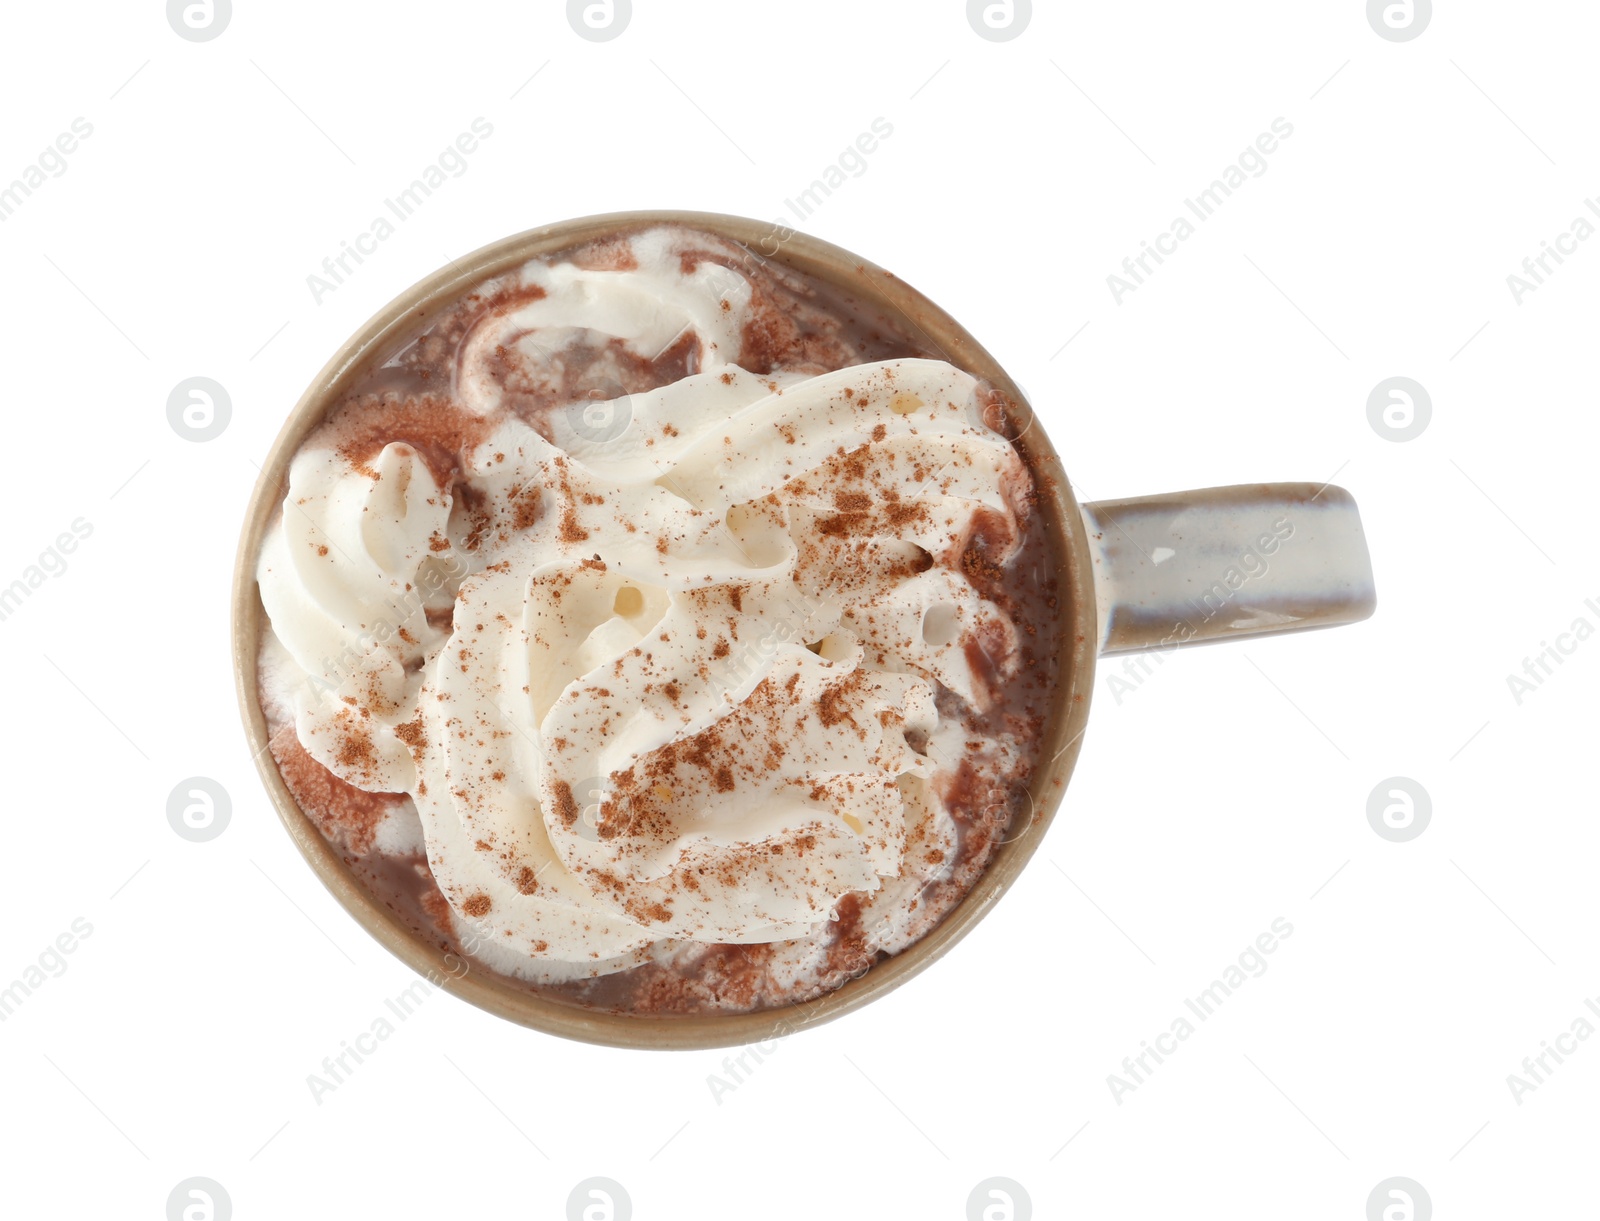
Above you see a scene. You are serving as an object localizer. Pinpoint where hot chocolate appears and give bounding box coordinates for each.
[255,223,1063,1014]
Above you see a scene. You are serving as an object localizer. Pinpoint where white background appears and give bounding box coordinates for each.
[2,1,1595,1218]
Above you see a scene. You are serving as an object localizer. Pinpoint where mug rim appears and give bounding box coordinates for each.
[231,210,1098,1049]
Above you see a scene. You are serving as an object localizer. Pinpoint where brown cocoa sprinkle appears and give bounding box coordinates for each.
[961,542,1004,589]
[559,506,588,543]
[816,512,865,538]
[625,898,675,925]
[550,456,590,542]
[461,894,492,918]
[336,724,377,773]
[884,499,928,529]
[551,780,579,828]
[516,866,540,894]
[712,638,730,659]
[817,684,854,728]
[511,484,542,531]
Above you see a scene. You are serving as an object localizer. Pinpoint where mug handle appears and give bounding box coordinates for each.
[1080,483,1376,655]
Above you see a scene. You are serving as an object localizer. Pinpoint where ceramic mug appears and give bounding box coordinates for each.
[233,210,1375,1049]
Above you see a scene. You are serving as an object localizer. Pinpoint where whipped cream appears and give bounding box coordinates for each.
[257,226,1037,997]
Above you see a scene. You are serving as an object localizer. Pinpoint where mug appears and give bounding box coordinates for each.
[233,210,1375,1049]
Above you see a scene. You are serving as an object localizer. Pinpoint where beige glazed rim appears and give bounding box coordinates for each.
[231,210,1097,1049]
